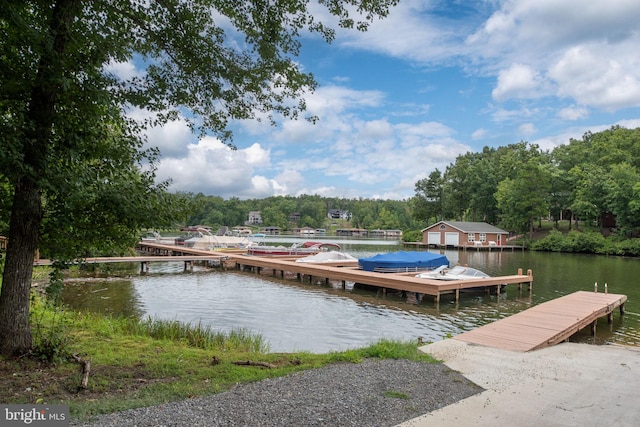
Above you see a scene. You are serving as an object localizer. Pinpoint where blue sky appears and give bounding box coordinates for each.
[118,0,640,200]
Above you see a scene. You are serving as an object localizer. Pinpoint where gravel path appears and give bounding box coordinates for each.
[73,359,482,427]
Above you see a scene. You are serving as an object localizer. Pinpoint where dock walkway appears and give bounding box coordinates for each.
[134,242,533,303]
[221,253,533,303]
[454,290,627,351]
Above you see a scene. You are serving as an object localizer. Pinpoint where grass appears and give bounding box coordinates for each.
[383,390,410,399]
[0,296,438,423]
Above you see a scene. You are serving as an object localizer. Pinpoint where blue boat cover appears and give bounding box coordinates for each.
[358,251,449,272]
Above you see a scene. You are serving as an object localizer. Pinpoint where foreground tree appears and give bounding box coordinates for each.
[0,0,399,356]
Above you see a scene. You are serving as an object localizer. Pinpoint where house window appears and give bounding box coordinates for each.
[439,224,446,230]
[479,233,487,242]
[468,233,475,242]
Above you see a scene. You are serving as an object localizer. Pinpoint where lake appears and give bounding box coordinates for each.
[61,242,640,353]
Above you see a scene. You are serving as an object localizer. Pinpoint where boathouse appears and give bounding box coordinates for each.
[422,221,509,247]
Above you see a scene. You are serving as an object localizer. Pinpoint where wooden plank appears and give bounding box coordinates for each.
[35,255,226,266]
[454,291,627,351]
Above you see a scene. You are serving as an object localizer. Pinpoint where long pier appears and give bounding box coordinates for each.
[220,253,533,303]
[35,254,227,272]
[454,290,627,351]
[134,242,533,302]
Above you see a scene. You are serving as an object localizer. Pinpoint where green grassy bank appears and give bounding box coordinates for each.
[0,290,437,422]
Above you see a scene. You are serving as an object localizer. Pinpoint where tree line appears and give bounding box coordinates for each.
[412,126,640,238]
[181,193,422,232]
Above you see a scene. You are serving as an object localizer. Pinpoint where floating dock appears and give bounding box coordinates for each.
[35,254,227,272]
[221,253,533,303]
[454,290,627,351]
[134,242,533,303]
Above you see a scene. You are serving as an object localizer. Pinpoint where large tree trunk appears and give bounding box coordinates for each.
[0,0,79,356]
[0,182,42,355]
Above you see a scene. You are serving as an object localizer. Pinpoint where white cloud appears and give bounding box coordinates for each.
[557,106,589,121]
[531,118,640,151]
[273,85,385,144]
[472,128,487,140]
[549,46,640,111]
[145,120,194,158]
[464,0,640,110]
[328,1,471,63]
[156,137,279,198]
[105,59,143,80]
[518,122,537,136]
[125,108,195,158]
[492,64,550,101]
[325,0,640,113]
[490,105,540,123]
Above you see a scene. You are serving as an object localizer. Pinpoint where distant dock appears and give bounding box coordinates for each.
[403,241,525,252]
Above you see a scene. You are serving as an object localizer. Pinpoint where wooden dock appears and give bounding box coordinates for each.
[35,254,227,272]
[454,290,627,351]
[221,253,533,303]
[134,242,533,302]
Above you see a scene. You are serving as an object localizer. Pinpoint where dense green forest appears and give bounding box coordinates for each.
[177,126,640,242]
[179,194,422,232]
[413,125,640,238]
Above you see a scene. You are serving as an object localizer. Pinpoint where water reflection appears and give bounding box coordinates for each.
[62,279,144,318]
[61,247,640,353]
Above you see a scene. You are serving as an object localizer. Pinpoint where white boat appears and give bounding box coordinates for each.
[295,251,357,263]
[247,241,341,256]
[415,265,490,281]
[141,231,182,246]
[183,228,253,251]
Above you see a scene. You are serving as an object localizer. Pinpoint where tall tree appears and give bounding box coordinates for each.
[495,160,551,238]
[0,0,399,356]
[412,169,443,223]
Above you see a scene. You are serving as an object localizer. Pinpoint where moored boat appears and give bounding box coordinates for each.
[183,228,253,251]
[295,251,357,263]
[358,251,449,273]
[416,265,490,281]
[247,241,341,256]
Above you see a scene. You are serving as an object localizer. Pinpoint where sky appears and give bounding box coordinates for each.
[120,0,640,200]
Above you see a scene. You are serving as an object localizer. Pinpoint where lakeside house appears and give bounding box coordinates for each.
[246,211,263,225]
[327,209,352,220]
[422,221,509,247]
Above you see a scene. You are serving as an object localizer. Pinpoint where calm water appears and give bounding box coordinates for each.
[61,244,640,353]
